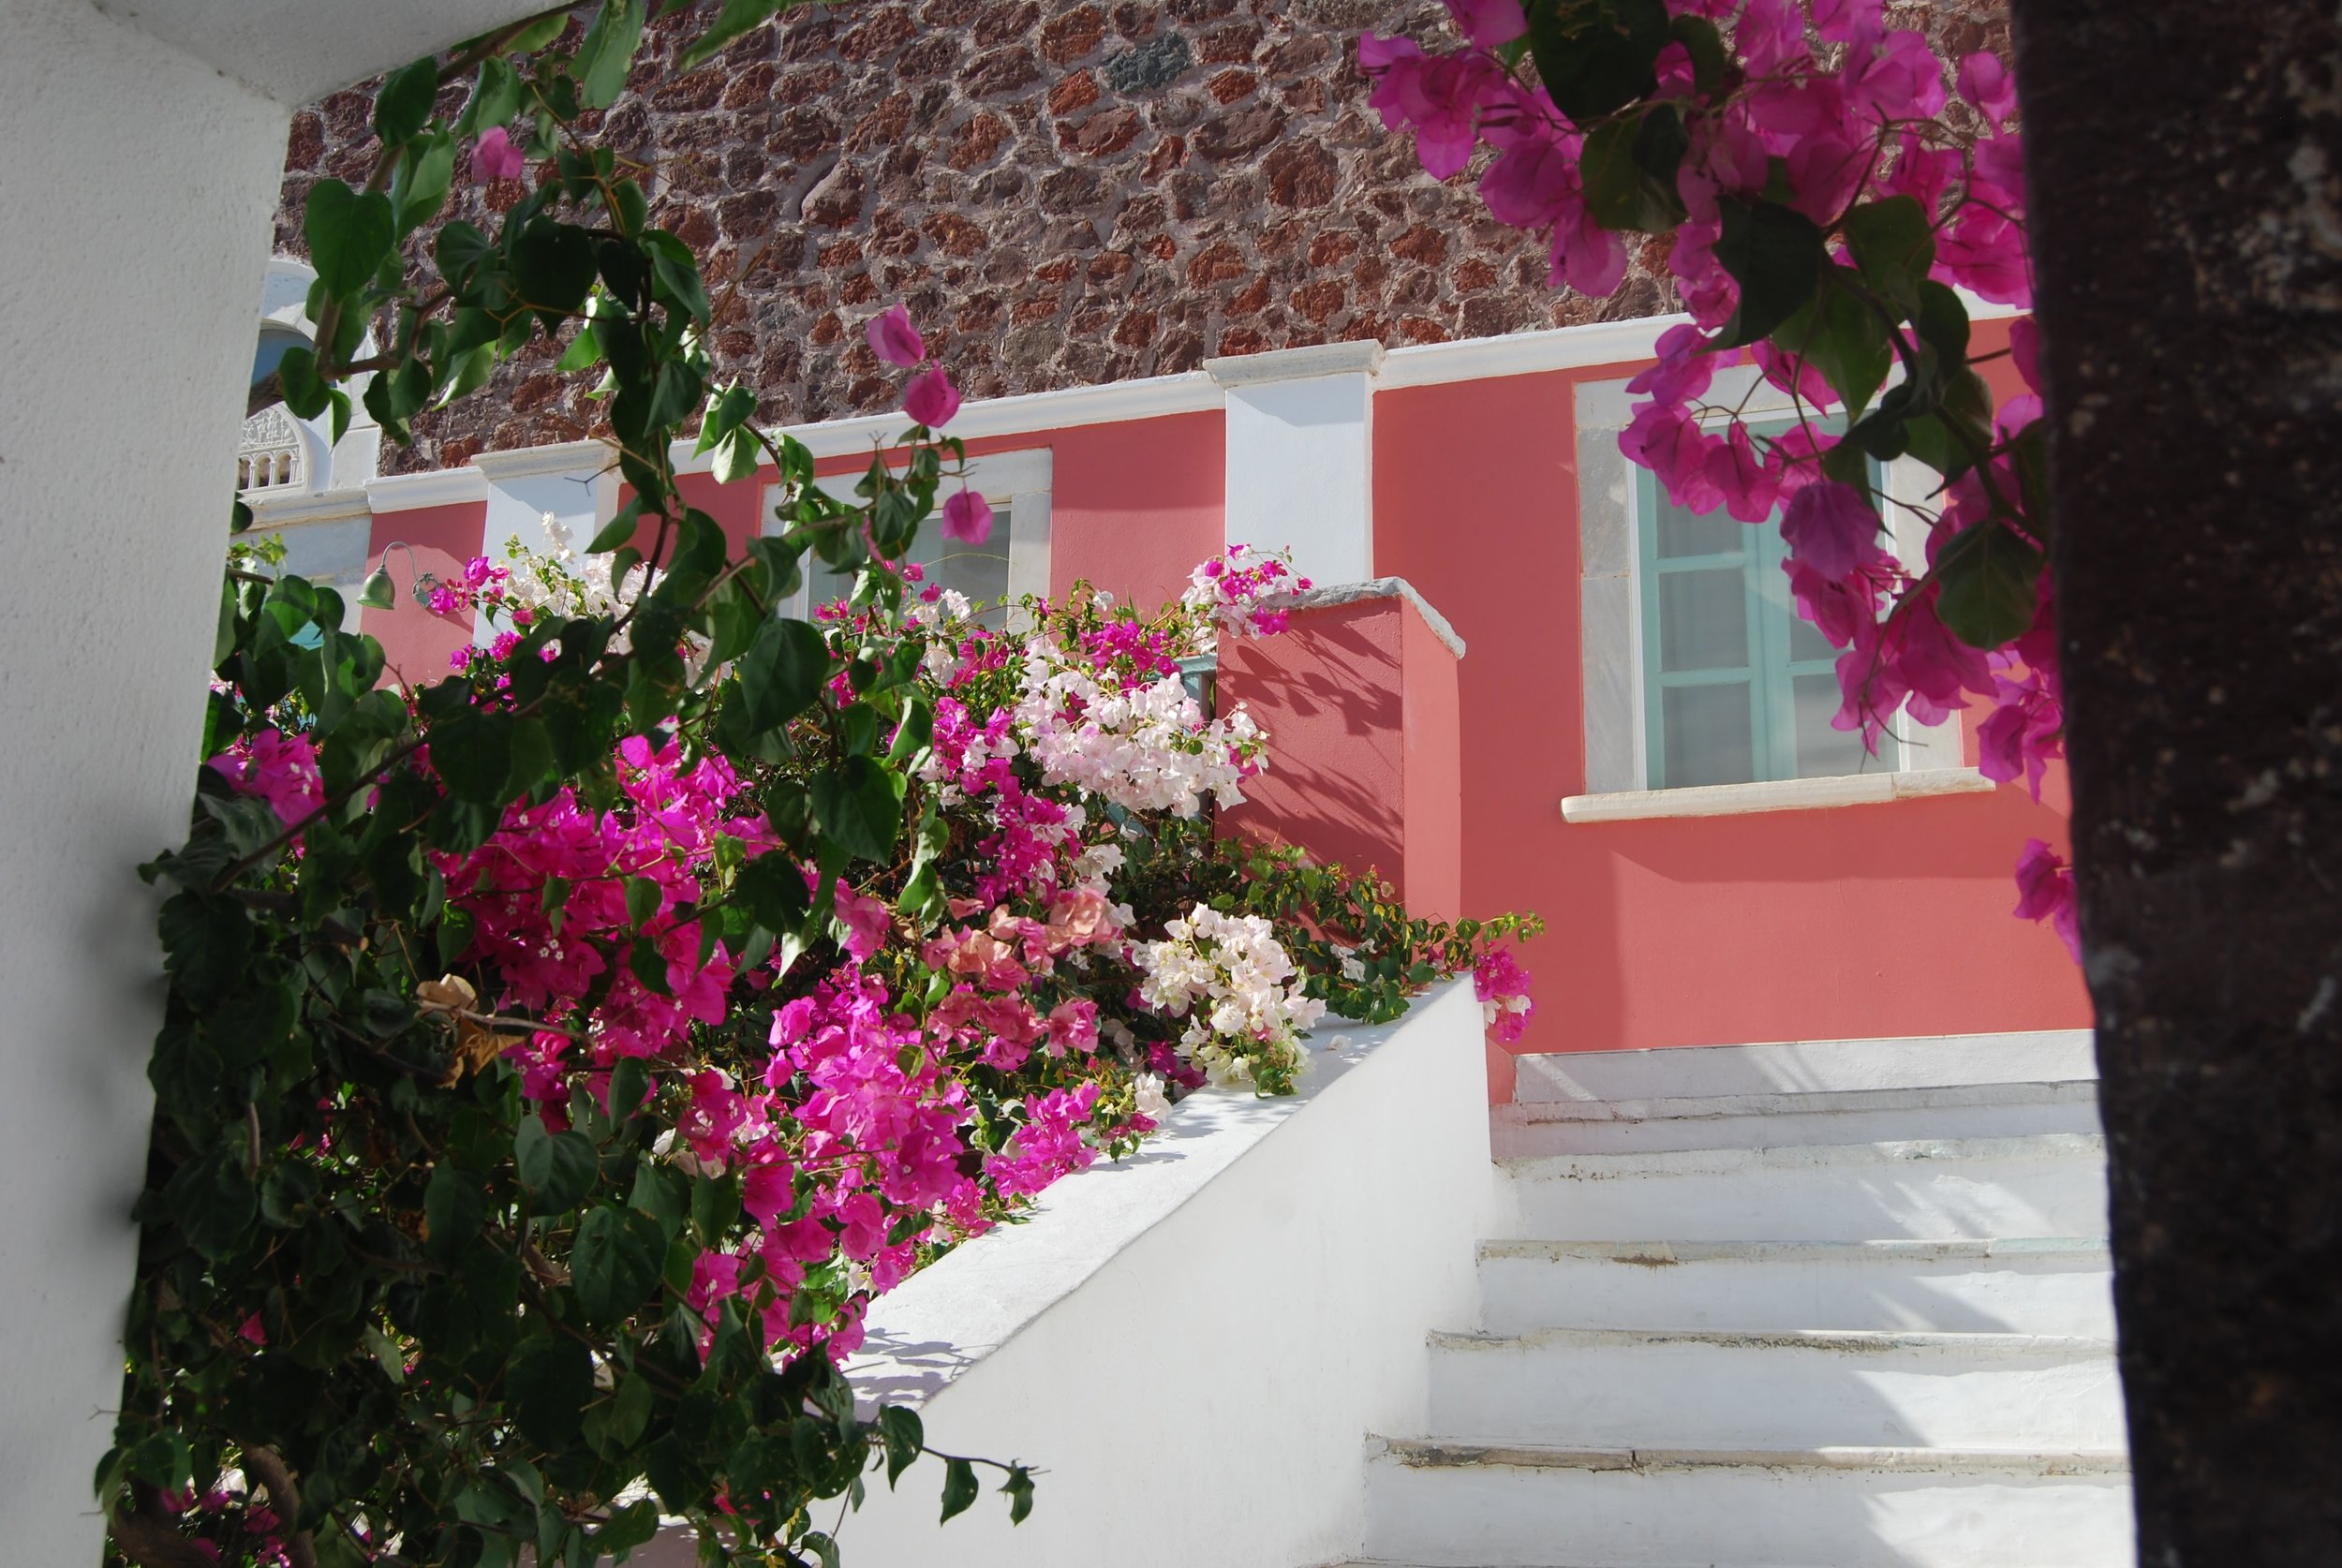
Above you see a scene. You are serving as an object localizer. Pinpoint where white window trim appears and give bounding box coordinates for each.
[760,447,1052,615]
[1568,368,1984,821]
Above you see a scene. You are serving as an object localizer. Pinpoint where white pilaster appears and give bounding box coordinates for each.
[1208,341,1384,587]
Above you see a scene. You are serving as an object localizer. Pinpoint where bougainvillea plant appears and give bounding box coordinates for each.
[105,10,1538,1566]
[1361,0,2076,954]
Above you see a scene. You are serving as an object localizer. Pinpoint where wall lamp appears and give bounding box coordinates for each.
[356,542,441,611]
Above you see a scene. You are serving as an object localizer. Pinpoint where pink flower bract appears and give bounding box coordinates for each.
[903,366,960,429]
[941,488,994,544]
[472,126,525,183]
[866,304,925,368]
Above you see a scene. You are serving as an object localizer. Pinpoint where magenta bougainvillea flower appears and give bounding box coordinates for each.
[941,488,993,544]
[903,365,960,429]
[471,126,525,182]
[866,303,926,368]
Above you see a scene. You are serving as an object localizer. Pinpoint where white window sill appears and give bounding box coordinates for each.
[1560,767,1995,823]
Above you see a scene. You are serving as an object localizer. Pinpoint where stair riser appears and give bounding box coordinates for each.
[1362,1458,2134,1568]
[1501,1153,2110,1241]
[1476,1251,2116,1336]
[1492,1097,2102,1158]
[1509,1030,2097,1104]
[1425,1337,2125,1448]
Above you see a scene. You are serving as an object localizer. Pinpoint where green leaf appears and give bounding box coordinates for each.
[574,0,648,111]
[608,1057,653,1122]
[432,708,515,802]
[594,1499,661,1561]
[374,56,442,147]
[694,382,757,457]
[423,1161,486,1265]
[1713,198,1826,349]
[1581,107,1688,233]
[516,1117,600,1214]
[625,874,663,927]
[734,852,812,932]
[1667,13,1728,95]
[393,135,456,235]
[643,230,711,325]
[939,1457,979,1523]
[1842,196,1936,317]
[1933,520,2044,648]
[158,892,254,1009]
[878,1406,924,1487]
[511,220,600,322]
[571,1206,668,1324]
[1528,0,1670,124]
[676,0,787,70]
[1001,1463,1034,1525]
[811,757,905,864]
[458,56,524,139]
[1781,273,1892,420]
[304,181,396,297]
[508,1335,595,1450]
[735,617,829,735]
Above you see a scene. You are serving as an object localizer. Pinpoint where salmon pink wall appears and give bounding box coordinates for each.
[1047,412,1223,609]
[363,500,486,688]
[1218,592,1463,923]
[1371,364,2087,1097]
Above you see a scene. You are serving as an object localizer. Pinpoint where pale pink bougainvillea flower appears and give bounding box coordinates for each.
[866,304,925,368]
[471,126,525,183]
[2012,838,2082,962]
[904,365,961,428]
[941,488,993,544]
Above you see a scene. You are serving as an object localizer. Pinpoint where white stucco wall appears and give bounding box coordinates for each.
[0,4,546,1557]
[642,980,1493,1568]
[1210,342,1383,587]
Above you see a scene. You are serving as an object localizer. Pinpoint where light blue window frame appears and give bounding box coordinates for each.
[1634,436,1898,790]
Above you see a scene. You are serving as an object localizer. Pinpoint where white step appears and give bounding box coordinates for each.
[1475,1237,2115,1336]
[1510,1029,2097,1104]
[1360,1440,2134,1568]
[1492,1081,2102,1158]
[1500,1135,2110,1241]
[1424,1327,2124,1449]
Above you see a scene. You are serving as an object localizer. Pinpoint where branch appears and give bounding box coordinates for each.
[242,1444,322,1568]
[109,1487,219,1568]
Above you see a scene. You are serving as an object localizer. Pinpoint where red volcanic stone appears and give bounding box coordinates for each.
[1186,240,1247,285]
[1113,307,1158,347]
[951,111,1012,169]
[1206,68,1256,104]
[1264,139,1337,207]
[803,163,867,228]
[1192,101,1282,159]
[838,6,917,61]
[973,0,1041,46]
[1143,134,1188,177]
[928,212,990,256]
[1218,324,1268,355]
[1223,275,1271,316]
[1048,70,1101,115]
[774,63,844,106]
[1041,5,1106,62]
[1308,229,1360,267]
[1290,277,1346,323]
[1391,223,1448,264]
[1065,105,1143,156]
[285,111,324,171]
[966,46,1042,96]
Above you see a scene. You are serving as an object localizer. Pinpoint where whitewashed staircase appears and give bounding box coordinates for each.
[1345,1029,2132,1568]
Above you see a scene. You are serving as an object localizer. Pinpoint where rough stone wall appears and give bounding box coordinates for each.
[274,0,2007,473]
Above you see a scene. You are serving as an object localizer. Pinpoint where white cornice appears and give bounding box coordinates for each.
[1206,340,1385,388]
[364,466,490,511]
[474,438,617,483]
[1561,767,1995,822]
[244,487,373,528]
[1268,576,1467,659]
[1381,316,1686,389]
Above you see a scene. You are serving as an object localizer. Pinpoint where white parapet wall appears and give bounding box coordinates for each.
[644,977,1493,1567]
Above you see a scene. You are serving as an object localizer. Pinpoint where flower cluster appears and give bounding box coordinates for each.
[1475,946,1537,1046]
[1133,905,1327,1093]
[1180,542,1313,641]
[1362,0,2072,954]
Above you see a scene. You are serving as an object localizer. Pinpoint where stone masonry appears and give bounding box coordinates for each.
[274,0,2007,471]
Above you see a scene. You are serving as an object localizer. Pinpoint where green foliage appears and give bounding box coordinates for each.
[108,7,1030,1565]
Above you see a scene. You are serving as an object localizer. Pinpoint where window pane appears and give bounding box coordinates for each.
[810,509,1015,626]
[1787,604,1839,664]
[1663,682,1756,788]
[1658,570,1749,673]
[1655,495,1746,560]
[1791,673,1878,777]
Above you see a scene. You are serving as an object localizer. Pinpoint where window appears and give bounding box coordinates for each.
[1635,462,1893,789]
[764,449,1051,628]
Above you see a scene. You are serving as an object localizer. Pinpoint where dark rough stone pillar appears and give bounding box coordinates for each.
[2009,0,2342,1558]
